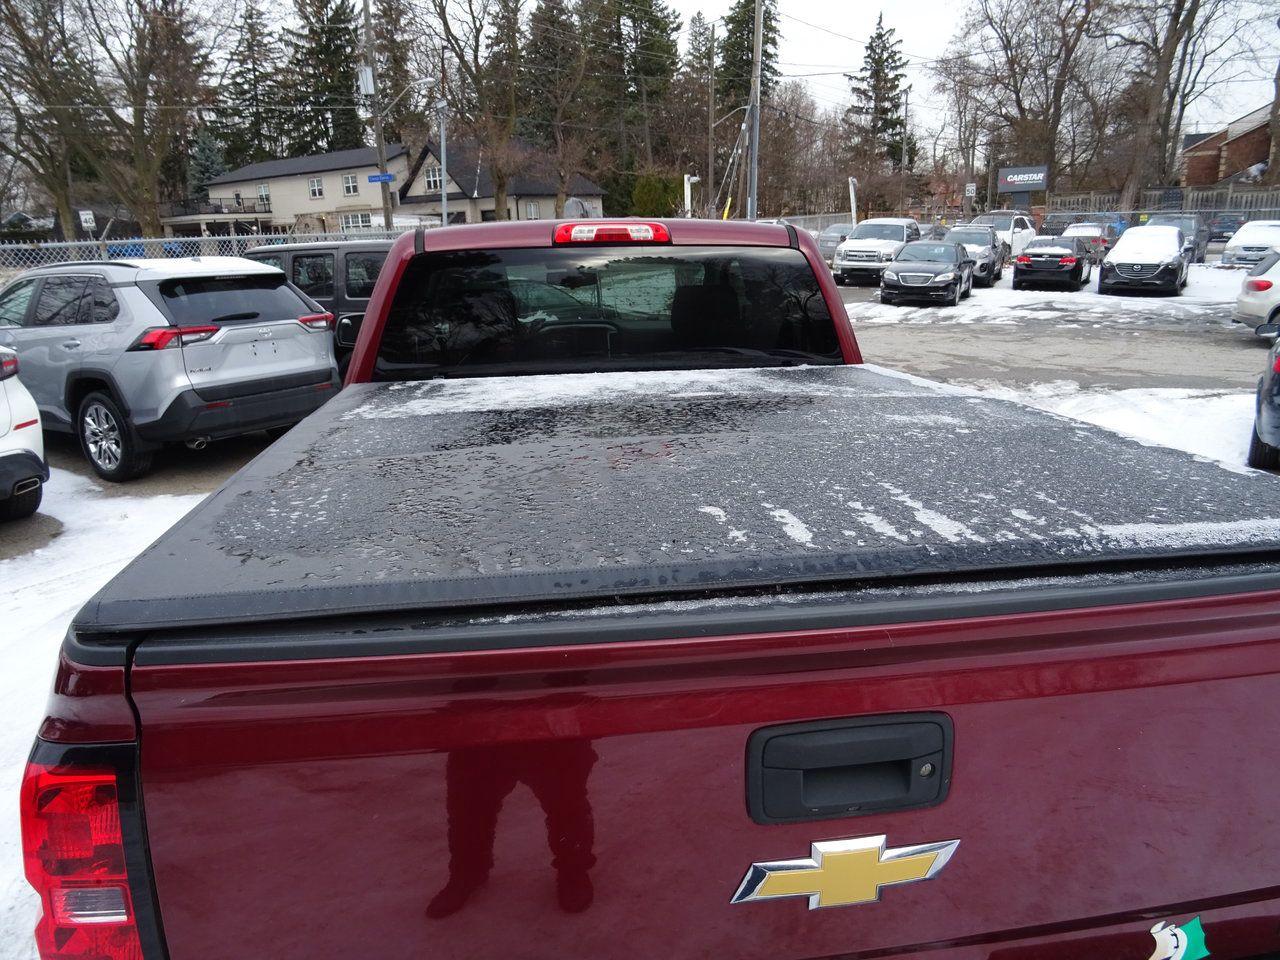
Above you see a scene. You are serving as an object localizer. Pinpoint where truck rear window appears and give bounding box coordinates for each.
[156,275,313,326]
[373,246,840,380]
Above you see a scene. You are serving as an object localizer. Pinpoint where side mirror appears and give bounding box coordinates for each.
[335,313,363,348]
[1256,323,1279,338]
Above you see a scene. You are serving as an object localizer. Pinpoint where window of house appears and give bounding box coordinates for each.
[309,177,324,199]
[422,165,442,191]
[343,174,359,197]
[340,212,373,230]
[525,201,541,220]
[233,191,243,208]
[257,184,270,205]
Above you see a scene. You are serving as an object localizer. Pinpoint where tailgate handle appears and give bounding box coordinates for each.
[746,714,953,824]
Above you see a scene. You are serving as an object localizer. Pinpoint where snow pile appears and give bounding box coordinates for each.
[0,472,202,959]
[965,379,1255,469]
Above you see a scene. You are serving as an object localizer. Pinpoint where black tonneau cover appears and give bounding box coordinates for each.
[76,365,1280,633]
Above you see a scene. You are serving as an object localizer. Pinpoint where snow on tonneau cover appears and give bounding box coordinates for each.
[76,362,1280,632]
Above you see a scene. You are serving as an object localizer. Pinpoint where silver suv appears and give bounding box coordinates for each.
[0,257,339,481]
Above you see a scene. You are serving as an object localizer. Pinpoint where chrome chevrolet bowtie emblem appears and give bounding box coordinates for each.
[731,835,959,909]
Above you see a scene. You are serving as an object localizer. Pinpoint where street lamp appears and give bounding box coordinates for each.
[683,174,701,217]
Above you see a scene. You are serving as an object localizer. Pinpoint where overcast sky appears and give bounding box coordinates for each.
[666,0,1277,146]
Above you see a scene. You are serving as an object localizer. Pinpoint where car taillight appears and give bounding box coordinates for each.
[553,221,671,244]
[1059,256,1078,266]
[1,353,17,380]
[1273,355,1280,374]
[1015,255,1031,264]
[127,325,219,351]
[1247,279,1274,292]
[299,312,335,331]
[21,762,144,959]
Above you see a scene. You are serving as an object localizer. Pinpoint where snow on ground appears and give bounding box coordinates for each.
[0,472,202,958]
[847,263,1246,327]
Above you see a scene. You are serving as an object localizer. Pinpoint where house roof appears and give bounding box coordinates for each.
[400,139,605,202]
[209,144,409,186]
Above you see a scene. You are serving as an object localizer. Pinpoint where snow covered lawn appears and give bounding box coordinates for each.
[0,365,1261,956]
[848,262,1246,327]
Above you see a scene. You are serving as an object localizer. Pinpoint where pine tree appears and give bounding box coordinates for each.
[716,0,778,110]
[285,0,365,155]
[843,14,909,169]
[218,0,286,169]
[619,0,679,167]
[684,11,713,76]
[187,127,228,200]
[374,0,416,144]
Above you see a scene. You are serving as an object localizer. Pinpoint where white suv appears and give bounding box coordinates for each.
[968,210,1037,257]
[833,218,921,285]
[0,347,47,520]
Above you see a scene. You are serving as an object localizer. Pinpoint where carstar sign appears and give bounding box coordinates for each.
[997,166,1049,192]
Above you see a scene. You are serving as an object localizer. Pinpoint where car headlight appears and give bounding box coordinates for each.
[879,251,894,261]
[932,272,955,283]
[883,270,898,281]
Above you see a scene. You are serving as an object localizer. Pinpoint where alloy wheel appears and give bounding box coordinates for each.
[83,402,123,471]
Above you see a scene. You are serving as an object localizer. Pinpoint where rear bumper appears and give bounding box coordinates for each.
[137,374,340,442]
[1234,305,1269,329]
[0,449,49,499]
[1014,266,1076,285]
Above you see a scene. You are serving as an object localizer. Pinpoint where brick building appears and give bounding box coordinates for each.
[1180,103,1273,187]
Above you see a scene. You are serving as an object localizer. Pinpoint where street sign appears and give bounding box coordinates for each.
[368,172,395,184]
[964,182,977,198]
[77,209,96,231]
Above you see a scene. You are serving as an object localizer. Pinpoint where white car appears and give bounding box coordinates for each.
[1222,220,1280,268]
[1233,251,1280,333]
[0,346,47,520]
[968,210,1037,257]
[833,218,920,285]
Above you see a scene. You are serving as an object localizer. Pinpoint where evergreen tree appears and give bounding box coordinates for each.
[843,14,909,168]
[374,0,416,144]
[716,0,778,110]
[218,0,286,169]
[684,11,713,77]
[620,0,680,167]
[186,127,227,200]
[284,0,365,155]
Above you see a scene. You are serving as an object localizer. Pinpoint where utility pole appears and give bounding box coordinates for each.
[900,85,910,217]
[361,0,394,230]
[706,25,715,218]
[437,100,448,225]
[745,0,764,219]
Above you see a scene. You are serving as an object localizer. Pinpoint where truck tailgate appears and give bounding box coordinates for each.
[129,587,1280,959]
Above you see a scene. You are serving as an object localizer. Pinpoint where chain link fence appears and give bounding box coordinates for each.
[0,230,409,280]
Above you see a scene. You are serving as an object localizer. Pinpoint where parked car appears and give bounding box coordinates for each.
[28,219,1280,960]
[918,223,950,240]
[1038,212,1086,237]
[1098,225,1189,295]
[1061,222,1119,262]
[881,240,975,305]
[246,239,393,374]
[833,218,920,285]
[0,257,340,481]
[1232,250,1280,334]
[1012,236,1095,290]
[0,346,47,520]
[1209,213,1248,241]
[943,225,1004,286]
[1222,220,1280,267]
[1146,213,1210,263]
[816,222,858,264]
[968,210,1036,257]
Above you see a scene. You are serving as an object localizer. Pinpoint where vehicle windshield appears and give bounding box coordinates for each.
[847,223,906,241]
[1147,216,1196,232]
[1109,227,1180,260]
[1026,239,1073,252]
[155,274,311,325]
[1232,223,1280,244]
[820,224,856,239]
[945,229,991,245]
[896,242,958,263]
[1063,224,1102,236]
[972,214,1014,230]
[373,245,841,381]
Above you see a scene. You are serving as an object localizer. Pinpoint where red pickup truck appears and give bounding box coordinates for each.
[21,219,1280,960]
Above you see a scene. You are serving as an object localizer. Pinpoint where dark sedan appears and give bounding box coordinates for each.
[881,241,975,306]
[1209,213,1247,242]
[1146,213,1210,263]
[1013,237,1094,290]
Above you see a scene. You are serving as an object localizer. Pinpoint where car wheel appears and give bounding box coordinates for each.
[834,274,846,286]
[0,484,42,521]
[949,283,962,307]
[961,274,973,299]
[78,391,153,482]
[1248,426,1280,471]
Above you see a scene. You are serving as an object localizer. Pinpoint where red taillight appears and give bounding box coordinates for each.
[1247,279,1274,292]
[127,325,219,351]
[21,763,144,959]
[553,221,671,244]
[1015,255,1031,264]
[299,312,334,331]
[1059,256,1078,266]
[1,353,17,380]
[1273,355,1280,374]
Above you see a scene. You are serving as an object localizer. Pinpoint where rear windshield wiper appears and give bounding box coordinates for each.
[208,311,260,324]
